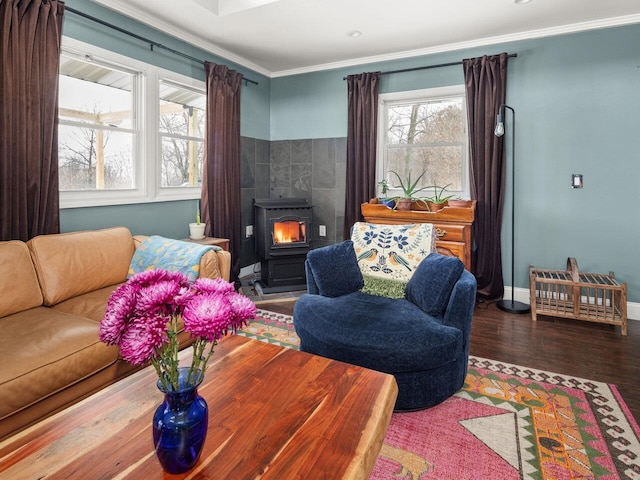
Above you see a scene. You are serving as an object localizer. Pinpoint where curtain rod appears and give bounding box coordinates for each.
[65,6,259,86]
[342,53,517,80]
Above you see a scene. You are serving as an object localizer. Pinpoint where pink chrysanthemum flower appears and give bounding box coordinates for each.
[118,315,168,365]
[227,292,257,332]
[192,277,235,296]
[128,269,189,289]
[182,294,233,342]
[136,280,183,317]
[99,282,140,345]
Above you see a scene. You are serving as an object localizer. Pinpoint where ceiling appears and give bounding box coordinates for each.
[90,0,640,77]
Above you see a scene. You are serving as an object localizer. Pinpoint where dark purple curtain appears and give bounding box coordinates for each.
[463,53,509,299]
[344,71,381,239]
[202,62,242,284]
[0,0,64,241]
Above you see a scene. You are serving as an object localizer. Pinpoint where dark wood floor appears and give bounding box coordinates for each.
[258,299,640,423]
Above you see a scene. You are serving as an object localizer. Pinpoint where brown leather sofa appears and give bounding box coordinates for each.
[0,226,231,440]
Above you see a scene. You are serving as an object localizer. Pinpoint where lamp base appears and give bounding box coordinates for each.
[496,299,531,314]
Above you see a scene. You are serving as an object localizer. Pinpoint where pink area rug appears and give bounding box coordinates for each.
[240,310,640,479]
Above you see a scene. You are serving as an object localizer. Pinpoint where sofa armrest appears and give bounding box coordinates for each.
[132,235,231,282]
[202,249,231,282]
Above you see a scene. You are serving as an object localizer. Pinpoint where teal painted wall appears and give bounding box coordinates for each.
[60,201,196,238]
[270,25,640,302]
[60,0,270,238]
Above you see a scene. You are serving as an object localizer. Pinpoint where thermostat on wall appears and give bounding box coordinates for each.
[571,174,583,189]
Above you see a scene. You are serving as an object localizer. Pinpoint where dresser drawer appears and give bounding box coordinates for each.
[433,224,465,243]
[436,241,466,264]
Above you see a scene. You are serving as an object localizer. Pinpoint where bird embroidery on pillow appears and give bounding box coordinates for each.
[389,251,411,271]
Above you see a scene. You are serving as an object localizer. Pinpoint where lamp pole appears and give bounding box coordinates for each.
[494,104,530,314]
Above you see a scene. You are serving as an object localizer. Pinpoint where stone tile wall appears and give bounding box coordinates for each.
[239,136,347,268]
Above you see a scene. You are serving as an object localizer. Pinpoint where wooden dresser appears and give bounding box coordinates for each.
[361,202,476,271]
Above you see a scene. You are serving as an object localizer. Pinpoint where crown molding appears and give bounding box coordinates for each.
[87,0,271,78]
[271,13,640,77]
[83,2,640,79]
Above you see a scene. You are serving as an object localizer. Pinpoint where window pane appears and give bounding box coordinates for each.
[387,145,463,191]
[159,81,205,188]
[388,98,463,145]
[161,137,203,187]
[59,125,134,190]
[383,92,467,197]
[59,57,133,129]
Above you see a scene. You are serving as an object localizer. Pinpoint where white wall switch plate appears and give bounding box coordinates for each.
[319,225,326,237]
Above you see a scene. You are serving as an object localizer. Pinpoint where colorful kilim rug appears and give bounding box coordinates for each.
[238,310,640,479]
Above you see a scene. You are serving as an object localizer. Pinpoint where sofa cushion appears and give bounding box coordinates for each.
[405,254,465,317]
[0,307,118,421]
[52,284,121,322]
[0,241,43,317]
[306,240,363,298]
[351,222,436,298]
[28,227,135,306]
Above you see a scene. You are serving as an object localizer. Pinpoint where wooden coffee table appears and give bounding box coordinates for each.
[0,335,397,479]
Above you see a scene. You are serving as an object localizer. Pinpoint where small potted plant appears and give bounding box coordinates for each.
[388,170,431,211]
[189,207,205,240]
[448,197,472,208]
[377,179,395,208]
[424,184,454,212]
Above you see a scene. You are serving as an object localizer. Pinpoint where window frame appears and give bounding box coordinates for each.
[59,37,205,209]
[376,85,470,200]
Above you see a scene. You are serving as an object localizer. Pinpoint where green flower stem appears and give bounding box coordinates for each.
[188,339,218,384]
[153,314,182,391]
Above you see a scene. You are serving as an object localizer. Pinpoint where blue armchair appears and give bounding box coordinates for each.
[293,240,477,411]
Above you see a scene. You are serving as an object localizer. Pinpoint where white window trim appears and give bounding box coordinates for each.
[376,85,470,200]
[59,37,205,209]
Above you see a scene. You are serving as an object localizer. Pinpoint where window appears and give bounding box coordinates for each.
[58,56,138,192]
[159,81,205,188]
[58,38,205,208]
[377,86,469,200]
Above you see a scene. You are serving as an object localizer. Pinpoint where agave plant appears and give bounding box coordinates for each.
[387,170,432,200]
[424,183,454,204]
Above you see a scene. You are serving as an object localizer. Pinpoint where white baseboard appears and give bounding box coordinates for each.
[511,286,639,321]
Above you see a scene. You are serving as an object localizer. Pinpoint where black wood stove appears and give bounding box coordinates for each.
[253,198,313,293]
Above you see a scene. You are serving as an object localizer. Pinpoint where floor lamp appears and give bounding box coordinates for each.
[494,104,530,314]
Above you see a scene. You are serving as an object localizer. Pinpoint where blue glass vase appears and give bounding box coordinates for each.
[152,368,208,474]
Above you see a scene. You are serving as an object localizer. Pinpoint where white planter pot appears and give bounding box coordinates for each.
[189,223,206,240]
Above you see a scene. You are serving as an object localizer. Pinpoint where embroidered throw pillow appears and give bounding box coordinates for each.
[350,222,437,298]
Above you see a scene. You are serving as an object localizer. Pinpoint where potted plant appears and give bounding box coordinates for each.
[189,208,205,240]
[448,197,472,208]
[377,179,395,208]
[388,170,431,211]
[424,184,454,212]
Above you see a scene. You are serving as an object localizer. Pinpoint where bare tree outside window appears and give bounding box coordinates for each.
[383,94,467,196]
[58,55,136,191]
[159,81,205,188]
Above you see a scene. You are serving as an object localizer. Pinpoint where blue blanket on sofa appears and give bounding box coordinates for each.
[128,236,218,283]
